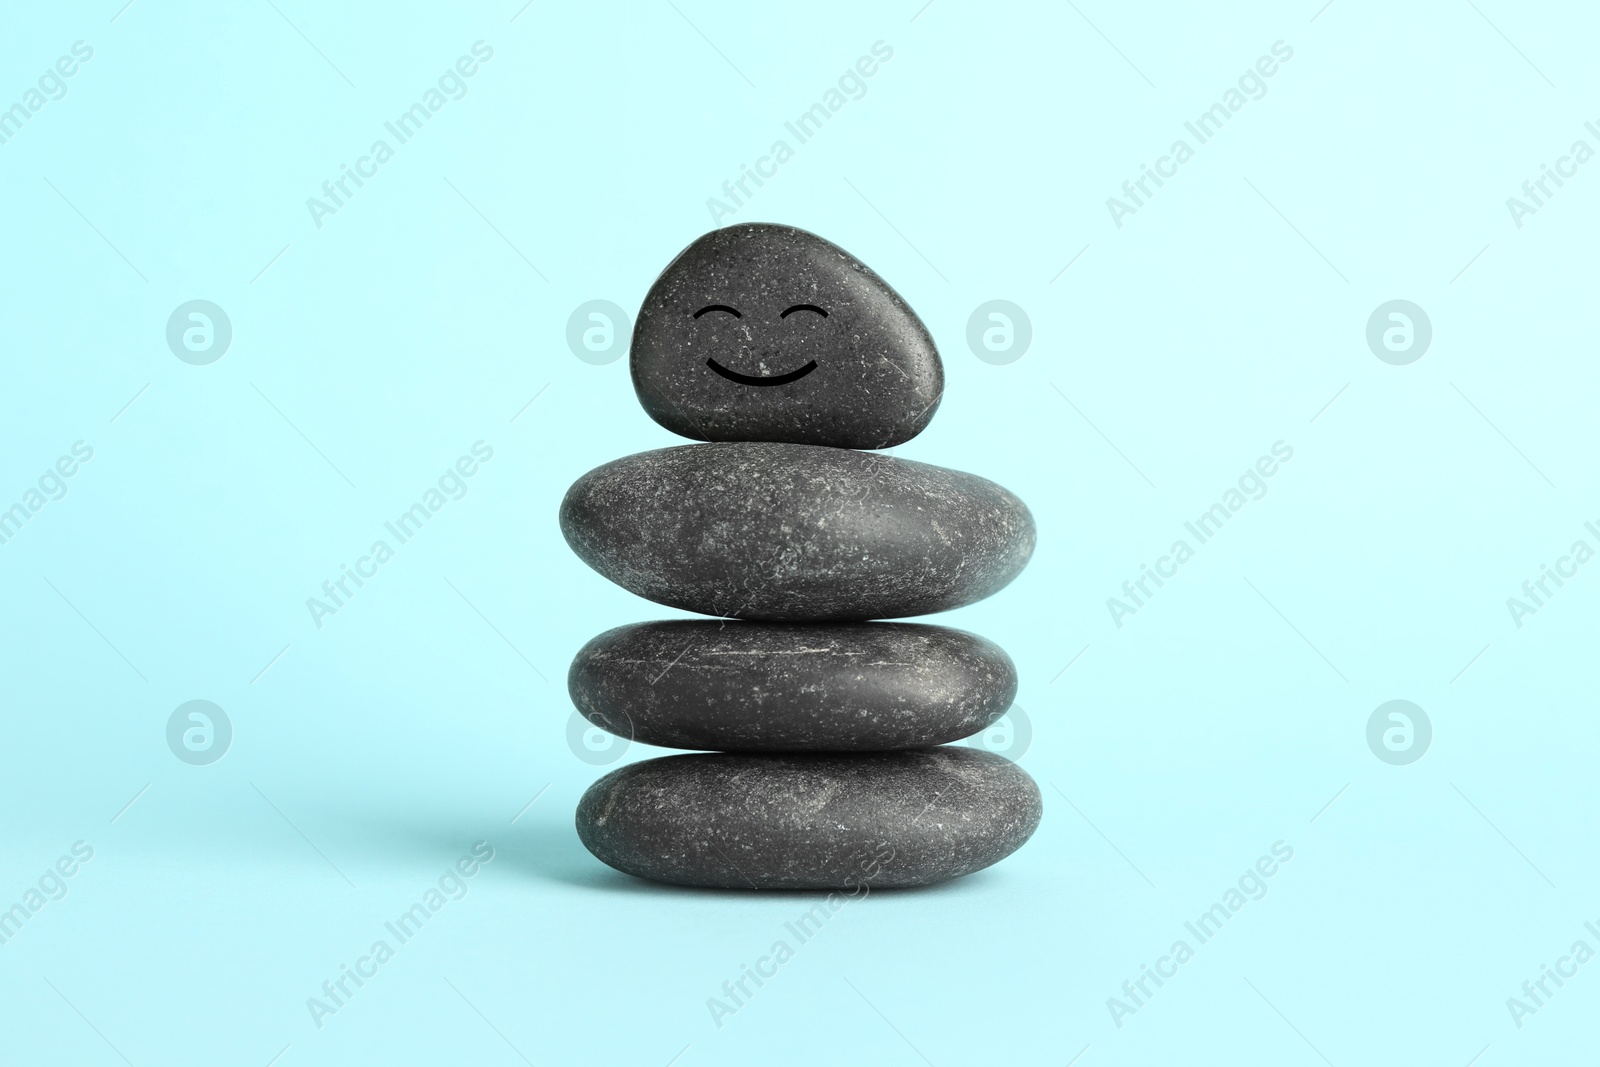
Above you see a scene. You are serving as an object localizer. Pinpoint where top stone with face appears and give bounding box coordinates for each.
[630,223,943,449]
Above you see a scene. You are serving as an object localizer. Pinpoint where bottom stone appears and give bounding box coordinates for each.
[575,748,1041,890]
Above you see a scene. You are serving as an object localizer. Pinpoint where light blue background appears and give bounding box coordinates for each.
[1,1,1595,1063]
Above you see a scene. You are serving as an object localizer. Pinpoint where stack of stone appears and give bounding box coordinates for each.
[560,223,1040,890]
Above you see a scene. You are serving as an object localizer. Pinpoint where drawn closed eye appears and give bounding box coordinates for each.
[780,304,828,318]
[693,304,741,319]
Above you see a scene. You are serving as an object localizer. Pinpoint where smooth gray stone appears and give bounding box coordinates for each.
[570,621,1016,751]
[575,748,1041,889]
[559,442,1035,621]
[630,223,943,450]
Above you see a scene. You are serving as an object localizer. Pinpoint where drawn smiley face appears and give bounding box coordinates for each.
[694,301,827,387]
[630,223,943,450]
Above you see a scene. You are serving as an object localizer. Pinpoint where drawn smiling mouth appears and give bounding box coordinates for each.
[705,358,818,386]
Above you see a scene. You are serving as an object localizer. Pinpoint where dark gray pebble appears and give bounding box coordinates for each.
[559,442,1035,621]
[570,620,1017,751]
[631,223,943,450]
[575,748,1041,889]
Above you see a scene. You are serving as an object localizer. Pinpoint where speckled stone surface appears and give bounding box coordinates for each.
[630,223,943,450]
[559,442,1035,621]
[575,748,1041,889]
[569,620,1016,751]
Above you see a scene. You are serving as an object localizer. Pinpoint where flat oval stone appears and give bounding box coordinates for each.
[575,748,1041,889]
[630,223,943,450]
[559,442,1035,621]
[570,621,1016,751]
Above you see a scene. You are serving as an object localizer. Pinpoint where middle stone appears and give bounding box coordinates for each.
[559,442,1036,621]
[570,620,1017,751]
